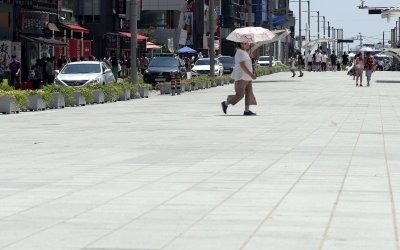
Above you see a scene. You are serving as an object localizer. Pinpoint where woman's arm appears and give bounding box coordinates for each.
[239,61,256,80]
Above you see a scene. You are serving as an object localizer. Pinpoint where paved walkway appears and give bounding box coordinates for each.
[1,70,400,250]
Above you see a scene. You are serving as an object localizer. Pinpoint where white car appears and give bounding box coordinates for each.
[55,61,116,87]
[191,58,224,77]
[256,56,275,66]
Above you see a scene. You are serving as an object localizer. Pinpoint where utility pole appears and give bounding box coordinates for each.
[130,0,138,84]
[268,0,273,66]
[209,0,215,79]
[307,0,310,41]
[298,0,302,50]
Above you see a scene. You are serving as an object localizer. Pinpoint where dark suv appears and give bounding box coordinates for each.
[143,57,187,85]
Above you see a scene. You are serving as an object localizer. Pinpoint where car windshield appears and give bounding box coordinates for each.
[62,64,101,74]
[149,58,178,67]
[259,56,271,61]
[219,57,234,64]
[195,59,218,65]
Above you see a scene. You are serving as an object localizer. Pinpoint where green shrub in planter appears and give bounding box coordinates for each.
[29,89,52,105]
[100,84,121,102]
[0,82,13,91]
[43,85,75,105]
[0,89,29,110]
[79,87,94,104]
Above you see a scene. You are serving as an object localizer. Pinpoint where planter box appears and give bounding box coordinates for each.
[138,86,149,98]
[27,95,46,111]
[105,95,118,103]
[71,91,86,106]
[92,90,105,104]
[159,83,171,95]
[119,89,131,101]
[197,82,206,89]
[0,96,20,114]
[48,92,65,109]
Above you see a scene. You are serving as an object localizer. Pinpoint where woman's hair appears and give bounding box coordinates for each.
[237,42,242,48]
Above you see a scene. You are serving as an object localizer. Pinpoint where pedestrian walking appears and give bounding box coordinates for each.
[290,54,297,77]
[354,52,364,86]
[8,55,21,88]
[321,51,328,72]
[342,52,349,71]
[221,42,257,116]
[330,50,337,71]
[110,54,119,80]
[306,50,313,72]
[364,51,375,87]
[314,50,322,72]
[297,52,304,77]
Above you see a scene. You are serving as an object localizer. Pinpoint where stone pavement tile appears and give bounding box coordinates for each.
[1,222,109,250]
[2,71,400,250]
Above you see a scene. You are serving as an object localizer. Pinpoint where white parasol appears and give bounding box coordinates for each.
[250,29,290,52]
[359,46,373,52]
[226,27,276,44]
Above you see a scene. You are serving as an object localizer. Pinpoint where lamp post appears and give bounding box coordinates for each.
[130,0,138,84]
[290,0,310,50]
[309,11,320,40]
[209,0,215,79]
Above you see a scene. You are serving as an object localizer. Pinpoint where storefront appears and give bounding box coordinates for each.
[56,23,92,60]
[104,32,148,58]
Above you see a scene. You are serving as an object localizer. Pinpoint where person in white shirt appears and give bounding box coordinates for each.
[221,42,257,116]
[315,50,322,72]
[306,50,313,72]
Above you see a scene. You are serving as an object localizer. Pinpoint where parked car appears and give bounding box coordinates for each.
[143,57,187,84]
[218,56,235,74]
[54,61,116,87]
[256,56,275,66]
[271,60,283,66]
[191,58,224,77]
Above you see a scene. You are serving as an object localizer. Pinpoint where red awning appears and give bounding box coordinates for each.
[64,24,89,33]
[146,42,161,49]
[118,32,148,41]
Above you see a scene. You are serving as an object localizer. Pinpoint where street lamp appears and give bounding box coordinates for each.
[309,11,320,40]
[290,0,310,50]
[130,0,138,84]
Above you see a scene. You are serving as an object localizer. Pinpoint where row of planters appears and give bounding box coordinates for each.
[155,75,234,95]
[155,64,289,95]
[255,64,289,76]
[0,79,153,115]
[0,65,289,114]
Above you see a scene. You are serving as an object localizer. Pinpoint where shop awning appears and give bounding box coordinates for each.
[118,32,148,41]
[146,42,161,49]
[19,35,67,47]
[47,22,59,32]
[63,23,89,33]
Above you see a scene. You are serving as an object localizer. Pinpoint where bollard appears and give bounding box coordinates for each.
[176,74,181,95]
[170,74,176,96]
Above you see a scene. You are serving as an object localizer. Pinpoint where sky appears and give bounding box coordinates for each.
[289,0,400,47]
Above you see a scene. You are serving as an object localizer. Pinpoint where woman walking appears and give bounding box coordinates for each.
[290,54,297,77]
[221,42,257,116]
[354,52,364,86]
[364,52,375,87]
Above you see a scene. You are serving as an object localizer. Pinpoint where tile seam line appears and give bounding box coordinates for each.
[83,154,254,250]
[238,102,354,250]
[158,110,329,250]
[381,90,400,250]
[0,160,203,249]
[238,88,361,250]
[317,89,371,250]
